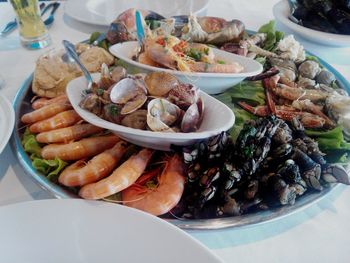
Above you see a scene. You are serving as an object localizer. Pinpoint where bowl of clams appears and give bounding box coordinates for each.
[67,65,235,150]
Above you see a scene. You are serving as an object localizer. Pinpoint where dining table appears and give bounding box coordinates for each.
[1,0,350,262]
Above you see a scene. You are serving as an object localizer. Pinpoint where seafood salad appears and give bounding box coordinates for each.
[16,10,350,224]
[79,66,204,133]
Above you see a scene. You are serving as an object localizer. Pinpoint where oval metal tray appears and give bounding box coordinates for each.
[12,53,350,230]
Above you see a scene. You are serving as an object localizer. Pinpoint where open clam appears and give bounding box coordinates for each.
[147,98,183,132]
[110,77,148,115]
[181,97,205,132]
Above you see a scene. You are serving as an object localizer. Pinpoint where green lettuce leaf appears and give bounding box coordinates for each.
[22,128,42,158]
[32,157,68,183]
[21,128,67,181]
[258,20,284,51]
[306,126,350,163]
[215,81,263,141]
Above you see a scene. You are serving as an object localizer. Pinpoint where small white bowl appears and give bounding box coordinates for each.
[66,74,235,151]
[109,41,263,94]
[273,0,350,47]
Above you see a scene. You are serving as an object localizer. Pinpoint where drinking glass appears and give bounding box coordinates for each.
[9,0,51,49]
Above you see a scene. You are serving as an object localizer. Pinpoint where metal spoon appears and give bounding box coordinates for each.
[62,40,93,89]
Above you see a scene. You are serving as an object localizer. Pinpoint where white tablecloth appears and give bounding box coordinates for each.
[0,1,350,262]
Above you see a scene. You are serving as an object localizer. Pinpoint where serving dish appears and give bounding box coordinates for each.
[66,74,235,151]
[0,93,15,154]
[12,47,350,229]
[273,0,350,47]
[109,41,263,94]
[0,199,223,262]
[64,0,210,27]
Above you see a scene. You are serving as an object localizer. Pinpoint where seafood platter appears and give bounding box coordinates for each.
[13,9,350,229]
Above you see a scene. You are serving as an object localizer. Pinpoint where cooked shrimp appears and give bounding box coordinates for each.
[122,154,185,216]
[22,100,72,124]
[29,110,81,133]
[41,134,119,161]
[189,61,244,73]
[36,123,104,143]
[59,141,128,187]
[79,148,153,200]
[32,94,68,110]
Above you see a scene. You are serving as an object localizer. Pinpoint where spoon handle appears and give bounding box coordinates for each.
[62,40,93,87]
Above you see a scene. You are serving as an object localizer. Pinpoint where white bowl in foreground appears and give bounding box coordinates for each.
[67,74,235,151]
[109,41,263,94]
[0,199,223,263]
[273,0,350,47]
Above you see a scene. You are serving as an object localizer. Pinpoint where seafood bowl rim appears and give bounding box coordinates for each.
[273,0,350,46]
[12,49,350,230]
[109,41,264,78]
[66,73,236,141]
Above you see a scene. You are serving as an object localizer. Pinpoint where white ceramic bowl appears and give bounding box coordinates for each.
[109,41,263,94]
[64,0,210,26]
[66,74,235,151]
[273,0,350,47]
[0,199,222,263]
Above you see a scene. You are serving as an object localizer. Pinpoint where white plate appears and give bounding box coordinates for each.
[109,41,263,94]
[0,199,222,263]
[64,0,210,26]
[0,94,15,154]
[273,0,350,47]
[67,73,235,151]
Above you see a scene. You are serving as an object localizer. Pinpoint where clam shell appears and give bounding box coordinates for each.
[110,77,147,115]
[110,78,146,104]
[181,97,204,132]
[147,98,181,132]
[145,72,179,97]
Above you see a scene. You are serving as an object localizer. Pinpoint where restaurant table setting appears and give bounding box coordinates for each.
[0,0,350,262]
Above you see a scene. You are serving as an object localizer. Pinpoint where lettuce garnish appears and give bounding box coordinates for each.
[21,128,67,182]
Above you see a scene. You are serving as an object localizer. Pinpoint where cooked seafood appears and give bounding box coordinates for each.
[79,148,153,199]
[29,110,82,133]
[106,9,245,45]
[59,141,128,187]
[79,68,204,133]
[122,154,185,216]
[140,35,244,73]
[41,134,120,161]
[174,117,349,219]
[22,100,72,124]
[36,124,104,144]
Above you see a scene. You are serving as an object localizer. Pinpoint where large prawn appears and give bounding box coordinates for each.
[59,141,128,187]
[36,123,104,143]
[41,134,120,161]
[31,94,68,110]
[79,148,153,200]
[29,110,82,133]
[22,99,72,124]
[122,154,185,216]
